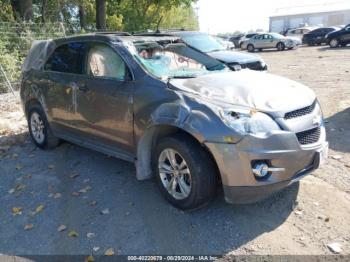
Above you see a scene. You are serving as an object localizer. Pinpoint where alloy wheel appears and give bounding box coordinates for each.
[30,111,45,144]
[158,148,192,200]
[330,39,339,48]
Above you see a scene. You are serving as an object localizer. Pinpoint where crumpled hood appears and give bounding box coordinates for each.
[208,50,261,64]
[169,70,316,113]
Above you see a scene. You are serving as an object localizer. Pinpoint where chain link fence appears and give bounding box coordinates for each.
[0,22,67,94]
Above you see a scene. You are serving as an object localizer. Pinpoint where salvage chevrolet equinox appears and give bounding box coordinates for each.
[21,33,329,209]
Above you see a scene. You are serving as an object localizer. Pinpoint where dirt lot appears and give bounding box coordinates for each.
[0,46,349,257]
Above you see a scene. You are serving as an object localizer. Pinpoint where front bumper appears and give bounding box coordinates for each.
[205,127,328,204]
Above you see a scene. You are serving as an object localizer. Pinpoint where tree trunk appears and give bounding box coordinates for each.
[11,0,34,21]
[96,0,106,30]
[79,5,86,30]
[41,0,47,23]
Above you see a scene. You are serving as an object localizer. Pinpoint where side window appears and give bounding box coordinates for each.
[44,42,87,74]
[87,44,126,80]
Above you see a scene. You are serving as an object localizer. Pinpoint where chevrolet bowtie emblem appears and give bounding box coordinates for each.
[313,115,322,126]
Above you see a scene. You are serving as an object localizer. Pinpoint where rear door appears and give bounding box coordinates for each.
[43,42,88,133]
[75,42,134,155]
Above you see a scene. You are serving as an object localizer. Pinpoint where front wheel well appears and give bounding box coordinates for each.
[135,125,220,183]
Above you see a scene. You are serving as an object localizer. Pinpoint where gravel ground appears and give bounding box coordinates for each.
[0,45,349,257]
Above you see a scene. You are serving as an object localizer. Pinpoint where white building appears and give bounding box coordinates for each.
[269,1,350,33]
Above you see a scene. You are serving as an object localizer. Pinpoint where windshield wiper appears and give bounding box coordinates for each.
[168,75,196,79]
[207,49,225,53]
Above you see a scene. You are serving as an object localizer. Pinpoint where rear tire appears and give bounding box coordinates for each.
[153,134,218,210]
[28,104,60,150]
[277,42,285,51]
[247,44,255,52]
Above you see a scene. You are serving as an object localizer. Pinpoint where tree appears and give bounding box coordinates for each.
[96,0,106,30]
[118,0,197,32]
[10,0,34,21]
[79,4,86,29]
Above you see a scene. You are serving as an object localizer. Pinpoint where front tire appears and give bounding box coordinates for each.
[277,42,285,51]
[329,38,339,48]
[28,104,60,149]
[154,134,218,210]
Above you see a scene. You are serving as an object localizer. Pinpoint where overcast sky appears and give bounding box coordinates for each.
[197,0,349,33]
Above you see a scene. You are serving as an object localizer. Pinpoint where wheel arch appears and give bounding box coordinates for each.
[135,124,220,183]
[25,98,42,118]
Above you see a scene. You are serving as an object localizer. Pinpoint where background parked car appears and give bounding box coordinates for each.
[302,27,340,46]
[285,26,319,41]
[238,33,258,48]
[136,31,267,71]
[215,36,235,50]
[241,33,297,52]
[326,24,350,48]
[229,33,244,48]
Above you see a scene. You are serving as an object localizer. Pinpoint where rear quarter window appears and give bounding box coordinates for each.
[44,42,88,74]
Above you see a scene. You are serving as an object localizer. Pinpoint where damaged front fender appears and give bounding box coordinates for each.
[135,95,243,181]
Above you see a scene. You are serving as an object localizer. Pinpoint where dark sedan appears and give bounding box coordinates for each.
[302,27,340,46]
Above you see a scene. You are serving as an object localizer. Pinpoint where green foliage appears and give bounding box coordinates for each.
[160,5,199,31]
[0,39,23,93]
[107,14,123,30]
[116,0,198,32]
[0,1,14,22]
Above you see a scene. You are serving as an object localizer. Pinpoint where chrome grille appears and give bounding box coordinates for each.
[296,127,321,145]
[284,101,316,120]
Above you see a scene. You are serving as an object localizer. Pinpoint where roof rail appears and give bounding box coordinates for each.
[160,28,186,32]
[133,32,175,37]
[94,31,132,36]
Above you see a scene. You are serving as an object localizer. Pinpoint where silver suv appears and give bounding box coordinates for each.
[21,33,328,209]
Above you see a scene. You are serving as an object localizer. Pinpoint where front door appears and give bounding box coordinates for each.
[340,26,350,43]
[75,42,134,155]
[262,34,274,48]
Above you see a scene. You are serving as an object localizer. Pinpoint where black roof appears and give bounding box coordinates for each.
[50,32,179,45]
[134,30,207,37]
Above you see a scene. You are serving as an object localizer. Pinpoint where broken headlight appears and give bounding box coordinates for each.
[219,109,281,136]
